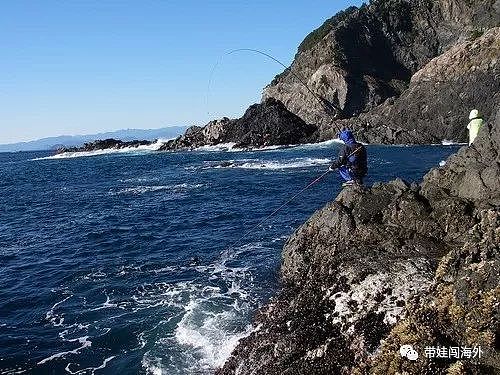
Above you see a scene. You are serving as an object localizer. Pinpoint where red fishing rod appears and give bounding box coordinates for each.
[226,145,362,251]
[227,168,332,251]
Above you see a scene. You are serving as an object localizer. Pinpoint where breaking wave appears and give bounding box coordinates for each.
[441,139,467,146]
[31,140,168,160]
[238,157,331,170]
[195,143,237,152]
[195,139,344,153]
[35,241,270,375]
[197,157,331,171]
[109,183,205,196]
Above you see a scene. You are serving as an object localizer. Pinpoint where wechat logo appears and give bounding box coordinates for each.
[400,344,419,361]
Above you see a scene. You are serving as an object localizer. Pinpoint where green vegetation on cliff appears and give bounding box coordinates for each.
[297,6,358,55]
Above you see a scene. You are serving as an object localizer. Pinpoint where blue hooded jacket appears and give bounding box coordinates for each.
[339,130,356,145]
[334,130,367,178]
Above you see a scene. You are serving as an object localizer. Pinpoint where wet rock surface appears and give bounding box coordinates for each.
[159,98,316,151]
[217,108,499,373]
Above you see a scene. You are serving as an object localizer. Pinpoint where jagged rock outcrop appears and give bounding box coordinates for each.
[263,0,500,144]
[217,107,499,373]
[421,104,500,205]
[57,138,152,153]
[159,98,316,151]
[359,103,500,374]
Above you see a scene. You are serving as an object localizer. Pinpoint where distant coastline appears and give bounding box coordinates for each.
[0,126,187,152]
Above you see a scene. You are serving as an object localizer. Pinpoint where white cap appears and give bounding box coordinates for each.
[469,109,480,120]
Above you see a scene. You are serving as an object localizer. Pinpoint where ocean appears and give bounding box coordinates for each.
[0,142,460,374]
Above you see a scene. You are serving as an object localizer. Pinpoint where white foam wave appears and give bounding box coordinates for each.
[46,295,72,327]
[88,293,122,311]
[296,138,344,149]
[0,367,28,374]
[136,243,263,374]
[142,355,164,375]
[441,139,467,146]
[195,143,237,152]
[118,177,160,183]
[111,183,205,196]
[195,143,291,153]
[196,139,344,153]
[174,301,253,370]
[64,356,116,375]
[37,336,92,365]
[32,140,167,160]
[237,157,331,170]
[199,157,330,170]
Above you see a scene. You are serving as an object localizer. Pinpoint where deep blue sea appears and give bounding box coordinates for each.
[0,142,460,374]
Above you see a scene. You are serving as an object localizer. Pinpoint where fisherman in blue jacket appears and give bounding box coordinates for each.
[329,129,367,187]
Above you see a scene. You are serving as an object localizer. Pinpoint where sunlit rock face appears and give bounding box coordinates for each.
[263,1,500,144]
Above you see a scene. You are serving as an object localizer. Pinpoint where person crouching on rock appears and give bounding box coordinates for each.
[467,109,484,145]
[329,129,367,187]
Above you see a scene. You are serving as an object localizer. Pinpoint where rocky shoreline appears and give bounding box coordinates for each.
[57,138,154,154]
[157,98,316,151]
[216,108,499,374]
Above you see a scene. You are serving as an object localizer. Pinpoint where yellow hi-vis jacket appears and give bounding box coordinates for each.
[467,117,484,145]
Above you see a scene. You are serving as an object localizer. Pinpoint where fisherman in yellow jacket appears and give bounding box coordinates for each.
[467,109,484,145]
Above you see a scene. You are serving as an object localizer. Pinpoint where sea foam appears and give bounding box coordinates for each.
[31,139,168,160]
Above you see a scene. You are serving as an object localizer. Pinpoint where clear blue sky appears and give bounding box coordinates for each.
[1,0,362,143]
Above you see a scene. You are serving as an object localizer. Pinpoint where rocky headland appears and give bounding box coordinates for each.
[60,1,499,154]
[264,0,500,145]
[217,106,499,374]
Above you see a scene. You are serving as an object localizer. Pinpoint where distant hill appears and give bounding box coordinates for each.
[0,126,188,152]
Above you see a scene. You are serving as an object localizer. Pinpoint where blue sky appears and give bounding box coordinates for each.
[1,0,362,143]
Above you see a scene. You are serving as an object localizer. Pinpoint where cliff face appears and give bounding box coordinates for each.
[218,108,499,373]
[263,0,500,144]
[331,27,500,144]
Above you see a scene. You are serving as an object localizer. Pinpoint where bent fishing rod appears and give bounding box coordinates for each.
[208,48,349,252]
[207,48,341,120]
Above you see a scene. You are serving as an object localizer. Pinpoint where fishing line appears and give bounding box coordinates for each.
[225,147,362,252]
[226,169,332,252]
[206,48,340,120]
[205,48,350,254]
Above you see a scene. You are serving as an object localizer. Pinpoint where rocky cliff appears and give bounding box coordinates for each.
[217,107,499,373]
[159,98,316,151]
[263,0,500,144]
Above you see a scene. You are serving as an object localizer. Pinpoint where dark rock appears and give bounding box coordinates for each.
[58,138,153,153]
[422,105,500,206]
[231,98,317,148]
[264,1,499,144]
[159,98,316,151]
[338,28,500,145]
[217,112,499,372]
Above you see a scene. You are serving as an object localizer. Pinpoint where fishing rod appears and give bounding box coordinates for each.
[206,48,341,120]
[227,169,332,251]
[206,48,350,253]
